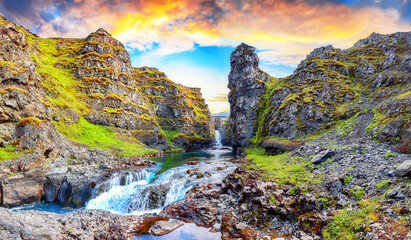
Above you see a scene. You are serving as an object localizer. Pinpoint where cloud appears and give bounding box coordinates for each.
[208,94,229,102]
[2,0,410,60]
[1,0,410,113]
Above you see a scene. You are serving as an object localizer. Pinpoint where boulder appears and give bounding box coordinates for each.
[311,149,336,164]
[262,139,303,155]
[395,160,411,177]
[149,219,184,236]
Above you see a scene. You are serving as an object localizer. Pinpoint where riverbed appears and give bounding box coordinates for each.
[13,145,236,239]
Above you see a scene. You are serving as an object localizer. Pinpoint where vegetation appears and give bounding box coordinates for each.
[54,117,156,157]
[244,147,318,186]
[18,117,43,127]
[161,129,181,144]
[323,200,379,240]
[384,152,396,158]
[0,145,22,161]
[336,113,359,137]
[344,175,353,185]
[375,179,390,189]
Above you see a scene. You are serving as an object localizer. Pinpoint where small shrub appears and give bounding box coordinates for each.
[384,152,396,158]
[317,197,329,207]
[355,187,366,200]
[375,180,390,189]
[344,175,353,185]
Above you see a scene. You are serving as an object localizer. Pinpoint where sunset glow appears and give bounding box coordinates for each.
[1,0,410,113]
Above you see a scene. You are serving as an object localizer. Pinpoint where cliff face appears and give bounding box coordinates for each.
[228,43,270,152]
[0,15,213,206]
[228,32,411,153]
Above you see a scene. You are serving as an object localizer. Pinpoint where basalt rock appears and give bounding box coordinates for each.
[0,207,161,239]
[0,14,214,208]
[227,31,411,153]
[228,43,270,152]
[395,160,411,177]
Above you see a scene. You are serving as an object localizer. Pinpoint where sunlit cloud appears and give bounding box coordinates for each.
[0,0,410,113]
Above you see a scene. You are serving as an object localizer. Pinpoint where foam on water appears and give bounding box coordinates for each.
[85,150,236,216]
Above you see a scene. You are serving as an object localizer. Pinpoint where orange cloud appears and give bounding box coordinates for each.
[28,0,410,65]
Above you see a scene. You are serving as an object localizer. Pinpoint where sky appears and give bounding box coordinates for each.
[0,0,410,113]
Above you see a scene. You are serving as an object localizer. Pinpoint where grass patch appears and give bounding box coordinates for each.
[375,179,390,189]
[323,200,379,240]
[54,117,156,157]
[0,145,22,161]
[161,129,181,144]
[384,152,396,158]
[245,147,313,186]
[335,113,358,137]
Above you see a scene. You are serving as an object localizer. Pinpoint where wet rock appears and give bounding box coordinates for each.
[44,176,58,203]
[395,160,411,177]
[149,219,184,236]
[57,177,72,205]
[311,149,336,164]
[160,183,220,227]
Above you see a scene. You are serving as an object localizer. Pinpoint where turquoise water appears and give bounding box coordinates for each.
[13,149,235,239]
[13,149,234,215]
[85,149,235,215]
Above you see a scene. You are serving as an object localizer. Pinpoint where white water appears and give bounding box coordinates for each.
[215,130,222,147]
[86,151,236,216]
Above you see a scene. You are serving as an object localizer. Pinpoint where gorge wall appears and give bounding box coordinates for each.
[0,15,213,207]
[228,32,411,154]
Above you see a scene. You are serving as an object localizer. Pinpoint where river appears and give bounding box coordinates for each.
[13,130,236,239]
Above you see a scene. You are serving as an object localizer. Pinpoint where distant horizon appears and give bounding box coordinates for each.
[1,0,410,113]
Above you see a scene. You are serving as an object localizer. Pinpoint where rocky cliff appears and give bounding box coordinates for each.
[228,43,271,152]
[0,15,213,207]
[228,32,411,154]
[221,32,411,239]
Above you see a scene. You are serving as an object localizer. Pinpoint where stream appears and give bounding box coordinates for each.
[13,130,236,239]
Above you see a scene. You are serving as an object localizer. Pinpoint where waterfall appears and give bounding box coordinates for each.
[85,155,237,216]
[215,130,222,147]
[86,165,195,215]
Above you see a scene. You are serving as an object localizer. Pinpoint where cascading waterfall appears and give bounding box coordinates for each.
[215,130,222,147]
[85,151,236,216]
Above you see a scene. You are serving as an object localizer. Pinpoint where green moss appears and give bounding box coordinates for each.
[29,37,90,114]
[18,117,43,127]
[161,129,181,144]
[344,175,353,185]
[54,117,156,157]
[354,187,366,200]
[0,145,22,161]
[106,93,123,101]
[317,197,330,207]
[245,147,314,186]
[323,200,379,240]
[165,148,184,153]
[375,179,390,189]
[251,78,283,144]
[335,113,359,137]
[384,152,396,158]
